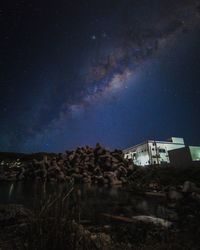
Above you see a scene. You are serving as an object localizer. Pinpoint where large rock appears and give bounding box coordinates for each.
[167,187,183,201]
[183,181,200,193]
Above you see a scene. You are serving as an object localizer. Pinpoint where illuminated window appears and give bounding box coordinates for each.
[159,149,166,153]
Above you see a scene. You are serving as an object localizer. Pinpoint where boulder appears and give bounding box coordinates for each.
[183,181,200,193]
[191,192,200,203]
[167,187,183,201]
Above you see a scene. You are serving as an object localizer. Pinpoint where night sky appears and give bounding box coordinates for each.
[1,0,200,153]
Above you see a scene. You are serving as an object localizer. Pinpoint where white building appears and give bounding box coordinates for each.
[168,146,200,166]
[123,137,185,166]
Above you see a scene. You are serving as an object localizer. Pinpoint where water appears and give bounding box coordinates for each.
[0,182,165,225]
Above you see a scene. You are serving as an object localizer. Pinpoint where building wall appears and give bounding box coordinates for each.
[147,141,185,165]
[168,147,192,166]
[189,146,200,161]
[133,143,150,166]
[168,146,200,166]
[124,142,150,166]
[148,142,168,165]
[170,137,185,144]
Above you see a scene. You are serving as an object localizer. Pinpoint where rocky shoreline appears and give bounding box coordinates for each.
[1,146,200,249]
[0,183,200,250]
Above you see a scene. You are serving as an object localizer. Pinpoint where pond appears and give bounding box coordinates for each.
[0,181,166,225]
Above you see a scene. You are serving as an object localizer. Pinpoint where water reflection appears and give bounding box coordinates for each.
[8,183,14,199]
[0,182,165,224]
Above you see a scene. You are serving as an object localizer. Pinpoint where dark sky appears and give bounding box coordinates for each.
[1,0,200,152]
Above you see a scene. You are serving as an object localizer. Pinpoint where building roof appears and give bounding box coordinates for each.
[123,137,185,153]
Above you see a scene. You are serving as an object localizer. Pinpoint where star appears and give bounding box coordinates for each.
[91,35,96,40]
[3,107,7,112]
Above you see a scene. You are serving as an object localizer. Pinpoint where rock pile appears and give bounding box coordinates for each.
[0,144,134,185]
[167,180,200,204]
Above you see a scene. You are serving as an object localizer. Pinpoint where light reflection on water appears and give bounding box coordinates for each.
[0,182,165,224]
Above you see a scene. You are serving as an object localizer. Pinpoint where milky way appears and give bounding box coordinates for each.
[1,0,200,152]
[62,0,200,111]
